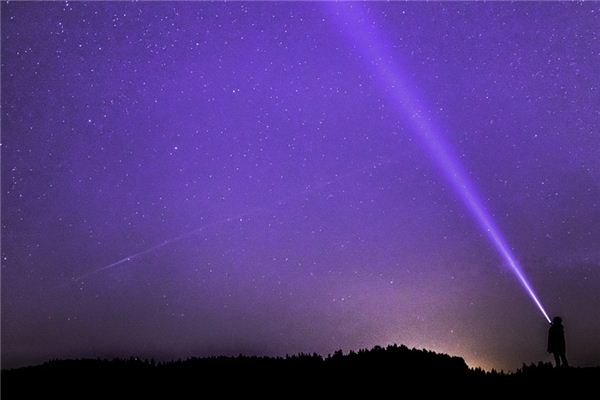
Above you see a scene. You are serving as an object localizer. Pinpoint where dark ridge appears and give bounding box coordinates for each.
[2,344,598,397]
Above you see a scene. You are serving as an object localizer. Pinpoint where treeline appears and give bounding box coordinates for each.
[2,344,598,397]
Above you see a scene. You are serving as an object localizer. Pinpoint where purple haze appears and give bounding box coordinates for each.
[2,2,599,371]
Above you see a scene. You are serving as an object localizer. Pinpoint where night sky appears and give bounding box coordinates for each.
[2,2,599,371]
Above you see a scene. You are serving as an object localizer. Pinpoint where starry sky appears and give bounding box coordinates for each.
[2,2,599,371]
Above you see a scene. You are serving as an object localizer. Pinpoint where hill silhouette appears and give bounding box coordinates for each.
[2,344,598,397]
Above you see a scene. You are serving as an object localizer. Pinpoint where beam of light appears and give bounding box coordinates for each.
[327,3,551,323]
[68,158,396,284]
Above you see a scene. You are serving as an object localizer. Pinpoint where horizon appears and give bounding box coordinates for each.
[2,2,599,372]
[2,343,524,373]
[0,342,539,373]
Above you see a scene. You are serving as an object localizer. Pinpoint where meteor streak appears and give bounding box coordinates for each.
[71,214,252,283]
[328,4,551,323]
[69,159,395,284]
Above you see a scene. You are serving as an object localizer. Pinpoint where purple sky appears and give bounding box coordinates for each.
[2,2,599,371]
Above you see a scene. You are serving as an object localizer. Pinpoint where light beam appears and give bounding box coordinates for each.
[328,3,551,323]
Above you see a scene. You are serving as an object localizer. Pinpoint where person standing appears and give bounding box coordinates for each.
[548,316,568,368]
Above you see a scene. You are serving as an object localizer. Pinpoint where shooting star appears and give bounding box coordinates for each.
[68,158,397,284]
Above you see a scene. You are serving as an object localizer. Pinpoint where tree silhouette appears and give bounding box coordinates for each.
[2,344,597,397]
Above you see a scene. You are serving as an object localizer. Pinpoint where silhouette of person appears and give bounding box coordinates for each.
[547,316,568,368]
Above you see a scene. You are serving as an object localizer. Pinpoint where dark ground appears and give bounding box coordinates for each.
[2,344,597,398]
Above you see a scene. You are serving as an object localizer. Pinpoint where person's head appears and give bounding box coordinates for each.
[553,316,563,325]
